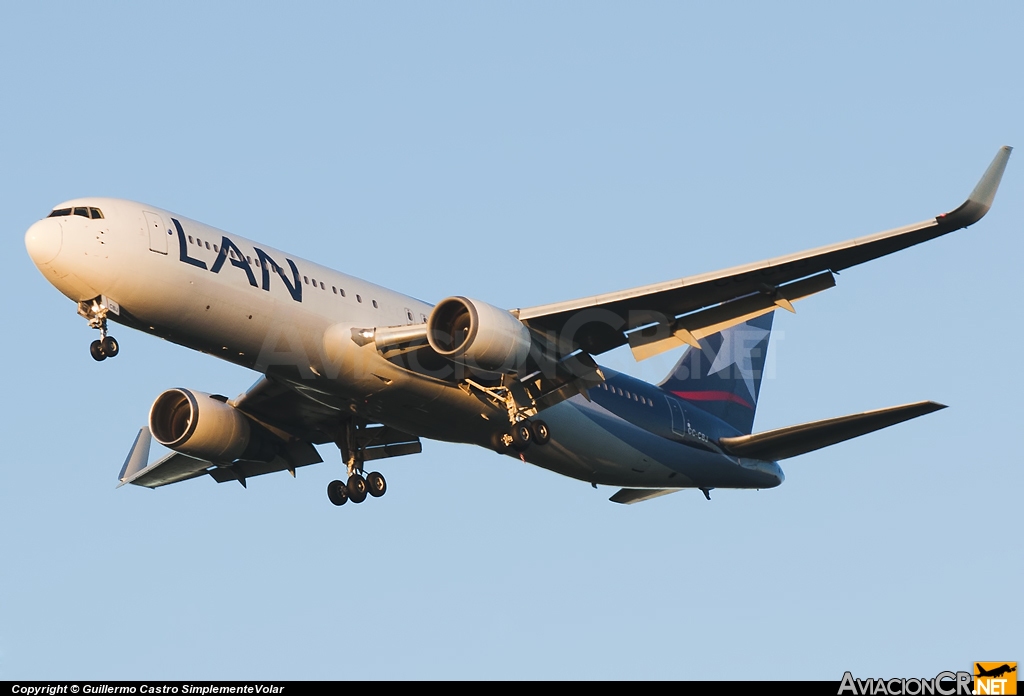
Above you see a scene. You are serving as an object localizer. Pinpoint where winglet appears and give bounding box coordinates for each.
[938,146,1012,228]
[117,427,152,488]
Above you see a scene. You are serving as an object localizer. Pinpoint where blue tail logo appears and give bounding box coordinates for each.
[658,313,774,434]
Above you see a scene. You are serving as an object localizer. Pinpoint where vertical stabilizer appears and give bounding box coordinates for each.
[658,312,774,434]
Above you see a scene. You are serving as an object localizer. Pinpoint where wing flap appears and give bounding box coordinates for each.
[718,401,947,461]
[627,271,835,360]
[206,440,324,485]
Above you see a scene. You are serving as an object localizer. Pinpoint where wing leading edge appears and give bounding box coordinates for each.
[518,146,1011,360]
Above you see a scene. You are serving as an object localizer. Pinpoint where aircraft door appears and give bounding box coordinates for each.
[144,211,168,254]
[667,396,688,440]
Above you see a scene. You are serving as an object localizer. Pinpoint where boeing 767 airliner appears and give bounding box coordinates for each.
[24,147,1011,506]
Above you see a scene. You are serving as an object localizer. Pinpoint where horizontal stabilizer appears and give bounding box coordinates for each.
[718,400,946,461]
[609,488,682,505]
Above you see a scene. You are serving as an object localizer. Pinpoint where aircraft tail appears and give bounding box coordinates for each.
[658,312,774,434]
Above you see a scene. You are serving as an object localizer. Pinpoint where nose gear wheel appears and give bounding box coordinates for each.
[79,298,120,360]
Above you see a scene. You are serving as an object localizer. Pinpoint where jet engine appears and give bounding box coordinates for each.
[426,296,533,373]
[149,388,279,463]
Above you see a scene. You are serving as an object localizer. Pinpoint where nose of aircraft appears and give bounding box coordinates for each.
[25,219,62,267]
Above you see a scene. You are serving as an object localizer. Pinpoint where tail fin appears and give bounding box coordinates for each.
[658,312,774,434]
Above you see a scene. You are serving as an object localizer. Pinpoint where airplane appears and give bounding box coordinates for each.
[975,664,1016,679]
[24,147,1011,507]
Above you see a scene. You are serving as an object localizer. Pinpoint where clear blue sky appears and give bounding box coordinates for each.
[2,2,1021,680]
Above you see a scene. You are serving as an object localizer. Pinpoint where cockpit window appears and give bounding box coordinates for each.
[47,206,104,219]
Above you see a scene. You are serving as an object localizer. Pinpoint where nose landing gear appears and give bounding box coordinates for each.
[90,335,119,361]
[79,298,120,361]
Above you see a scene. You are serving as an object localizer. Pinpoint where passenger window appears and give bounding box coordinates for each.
[205,241,210,250]
[356,295,362,303]
[332,286,337,294]
[188,236,194,243]
[74,207,89,218]
[407,310,414,321]
[89,207,104,219]
[304,276,309,284]
[339,289,346,297]
[214,244,219,252]
[247,256,252,264]
[372,300,378,308]
[320,282,325,290]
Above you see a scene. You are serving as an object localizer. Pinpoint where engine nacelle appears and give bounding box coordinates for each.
[427,296,533,374]
[149,388,278,463]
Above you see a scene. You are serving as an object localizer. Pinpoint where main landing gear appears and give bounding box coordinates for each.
[493,418,551,453]
[79,298,119,362]
[327,471,386,507]
[458,377,553,455]
[327,421,387,507]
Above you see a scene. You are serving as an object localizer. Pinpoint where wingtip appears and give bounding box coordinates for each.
[967,146,1012,207]
[937,146,1012,228]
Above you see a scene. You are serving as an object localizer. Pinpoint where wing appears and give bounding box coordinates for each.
[117,375,422,489]
[229,372,348,445]
[517,146,1011,361]
[117,428,324,489]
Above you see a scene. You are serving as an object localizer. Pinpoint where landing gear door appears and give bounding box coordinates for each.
[144,211,168,255]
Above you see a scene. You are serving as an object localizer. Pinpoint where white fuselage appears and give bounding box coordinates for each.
[25,197,784,492]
